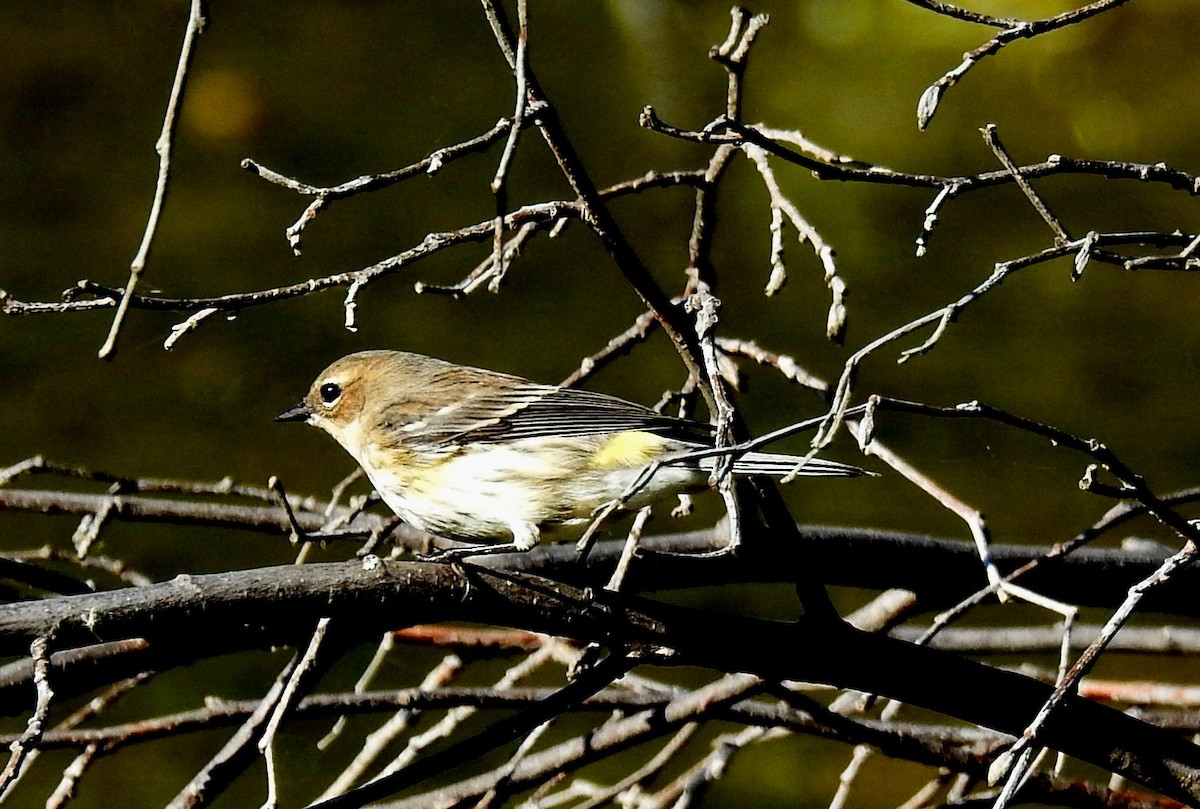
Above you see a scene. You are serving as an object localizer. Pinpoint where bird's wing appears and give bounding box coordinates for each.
[414,385,712,446]
[392,383,869,478]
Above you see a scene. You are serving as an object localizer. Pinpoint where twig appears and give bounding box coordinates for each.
[258,617,332,809]
[379,672,764,809]
[916,0,1133,129]
[480,0,713,409]
[560,307,661,389]
[414,221,539,297]
[306,649,635,809]
[981,124,1070,244]
[268,476,308,545]
[643,113,1200,197]
[166,649,303,809]
[487,0,530,292]
[474,716,552,808]
[0,636,53,794]
[689,287,736,470]
[164,307,220,350]
[315,653,464,801]
[566,724,698,809]
[0,671,150,803]
[889,624,1200,656]
[743,143,843,337]
[0,685,1009,752]
[865,397,1200,548]
[98,0,207,359]
[994,539,1200,797]
[70,496,117,559]
[243,118,513,253]
[0,486,389,540]
[604,506,652,592]
[812,231,1200,453]
[914,182,960,256]
[664,725,785,807]
[316,631,395,751]
[900,0,1018,27]
[44,743,99,809]
[715,337,830,396]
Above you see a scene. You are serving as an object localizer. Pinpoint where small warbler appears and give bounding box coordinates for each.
[277,350,867,556]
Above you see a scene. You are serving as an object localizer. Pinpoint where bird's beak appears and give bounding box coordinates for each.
[275,401,313,423]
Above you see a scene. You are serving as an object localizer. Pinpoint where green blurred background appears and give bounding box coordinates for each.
[1,1,1199,806]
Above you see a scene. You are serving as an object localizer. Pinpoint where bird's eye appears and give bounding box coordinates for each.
[319,382,342,405]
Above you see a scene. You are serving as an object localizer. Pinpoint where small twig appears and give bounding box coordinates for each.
[0,486,389,541]
[323,469,365,519]
[474,717,552,808]
[743,143,844,338]
[901,0,1018,27]
[708,8,769,121]
[0,456,45,488]
[604,506,652,592]
[380,672,765,809]
[848,420,1004,599]
[982,124,1070,244]
[995,539,1200,796]
[44,743,99,809]
[686,285,742,554]
[644,113,1200,197]
[0,456,306,503]
[889,623,1200,657]
[868,397,1200,547]
[70,496,117,559]
[1071,230,1099,281]
[894,771,956,809]
[355,514,403,559]
[317,632,395,751]
[316,653,465,801]
[258,617,332,809]
[714,337,829,396]
[567,724,698,809]
[658,724,783,807]
[243,117,513,253]
[383,643,567,778]
[163,307,220,350]
[0,671,150,803]
[480,0,714,411]
[812,231,1191,453]
[560,307,661,389]
[915,1,1132,129]
[307,648,635,809]
[831,690,912,809]
[6,547,150,589]
[487,0,530,292]
[914,182,960,257]
[98,0,207,359]
[414,221,540,297]
[268,476,308,546]
[341,277,364,332]
[0,636,54,794]
[166,650,302,809]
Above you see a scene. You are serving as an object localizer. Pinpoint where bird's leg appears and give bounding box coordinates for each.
[419,520,540,562]
[418,541,527,562]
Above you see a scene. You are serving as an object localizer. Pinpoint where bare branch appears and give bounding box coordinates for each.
[98,0,207,359]
[916,0,1134,129]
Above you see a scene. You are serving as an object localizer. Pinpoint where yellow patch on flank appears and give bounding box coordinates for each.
[591,431,668,469]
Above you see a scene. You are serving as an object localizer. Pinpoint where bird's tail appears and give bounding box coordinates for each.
[702,451,870,478]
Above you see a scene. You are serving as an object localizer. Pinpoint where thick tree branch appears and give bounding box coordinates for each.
[0,558,1195,802]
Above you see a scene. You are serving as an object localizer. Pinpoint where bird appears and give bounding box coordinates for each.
[277,350,867,558]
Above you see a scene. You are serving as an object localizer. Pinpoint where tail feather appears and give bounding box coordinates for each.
[706,451,870,478]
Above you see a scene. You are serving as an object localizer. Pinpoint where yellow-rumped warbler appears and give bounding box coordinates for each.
[277,350,866,555]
